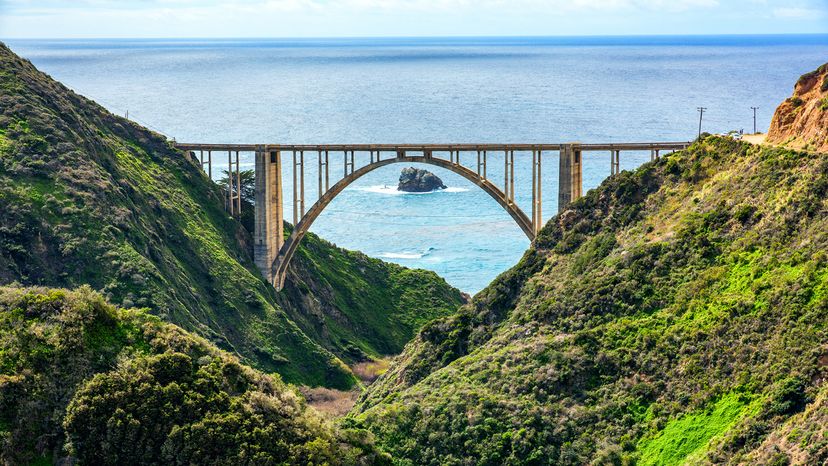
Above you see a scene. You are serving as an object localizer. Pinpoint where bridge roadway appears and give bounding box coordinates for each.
[174,142,689,152]
[174,141,690,290]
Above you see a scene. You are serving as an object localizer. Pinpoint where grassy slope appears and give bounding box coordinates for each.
[280,226,465,363]
[351,137,828,465]
[0,286,390,465]
[0,43,462,390]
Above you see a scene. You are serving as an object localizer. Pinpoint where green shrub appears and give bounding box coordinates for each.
[0,286,389,465]
[767,452,791,466]
[734,204,757,223]
[64,353,352,465]
[767,377,809,416]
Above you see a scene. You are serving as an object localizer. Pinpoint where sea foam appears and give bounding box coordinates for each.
[354,185,469,195]
[379,247,435,260]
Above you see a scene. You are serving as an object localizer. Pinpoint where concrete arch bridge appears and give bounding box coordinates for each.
[175,142,688,290]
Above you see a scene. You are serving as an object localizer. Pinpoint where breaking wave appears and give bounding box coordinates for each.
[354,185,469,195]
[379,247,436,260]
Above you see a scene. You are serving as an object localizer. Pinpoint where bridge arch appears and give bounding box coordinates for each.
[176,141,691,291]
[271,154,533,290]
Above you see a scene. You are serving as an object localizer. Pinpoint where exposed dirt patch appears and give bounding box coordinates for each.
[302,358,393,418]
[300,386,362,419]
[741,133,766,145]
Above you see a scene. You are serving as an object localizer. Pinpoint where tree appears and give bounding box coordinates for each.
[218,169,255,204]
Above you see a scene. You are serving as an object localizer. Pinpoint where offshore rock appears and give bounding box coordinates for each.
[397,167,447,192]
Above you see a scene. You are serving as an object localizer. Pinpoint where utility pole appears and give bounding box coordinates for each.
[697,107,706,138]
[750,106,758,134]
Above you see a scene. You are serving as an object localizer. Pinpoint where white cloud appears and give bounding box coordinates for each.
[773,6,825,18]
[1,0,825,37]
[2,0,726,15]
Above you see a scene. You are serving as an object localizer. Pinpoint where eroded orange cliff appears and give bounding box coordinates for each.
[767,63,828,153]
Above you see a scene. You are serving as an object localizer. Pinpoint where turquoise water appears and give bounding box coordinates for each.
[7,36,828,293]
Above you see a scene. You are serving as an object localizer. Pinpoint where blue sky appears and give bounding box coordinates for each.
[1,0,826,38]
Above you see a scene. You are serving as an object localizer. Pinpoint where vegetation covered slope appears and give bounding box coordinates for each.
[0,286,390,465]
[0,42,461,389]
[223,172,466,366]
[280,227,465,365]
[767,62,828,152]
[351,136,828,465]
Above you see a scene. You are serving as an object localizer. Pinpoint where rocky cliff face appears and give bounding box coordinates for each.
[398,167,447,192]
[767,62,828,152]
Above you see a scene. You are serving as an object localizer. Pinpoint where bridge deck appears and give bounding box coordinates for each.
[174,142,690,152]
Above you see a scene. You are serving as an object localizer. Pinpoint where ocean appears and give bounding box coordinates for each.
[6,35,828,293]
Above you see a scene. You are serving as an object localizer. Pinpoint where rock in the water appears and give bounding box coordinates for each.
[397,167,447,192]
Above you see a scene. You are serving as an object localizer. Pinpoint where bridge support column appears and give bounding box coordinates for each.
[558,143,583,213]
[532,149,542,235]
[199,150,213,179]
[254,146,284,286]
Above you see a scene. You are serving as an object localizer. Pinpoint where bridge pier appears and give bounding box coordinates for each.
[558,143,583,213]
[532,149,542,234]
[611,149,620,175]
[254,147,284,286]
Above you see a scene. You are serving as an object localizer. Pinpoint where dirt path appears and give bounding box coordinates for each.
[741,133,767,145]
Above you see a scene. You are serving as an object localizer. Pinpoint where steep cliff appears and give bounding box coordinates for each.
[767,62,828,152]
[0,42,462,390]
[352,136,828,465]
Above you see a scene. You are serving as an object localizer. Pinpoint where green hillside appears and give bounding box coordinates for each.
[351,136,828,465]
[224,182,466,366]
[0,43,462,389]
[280,226,466,364]
[0,286,391,465]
